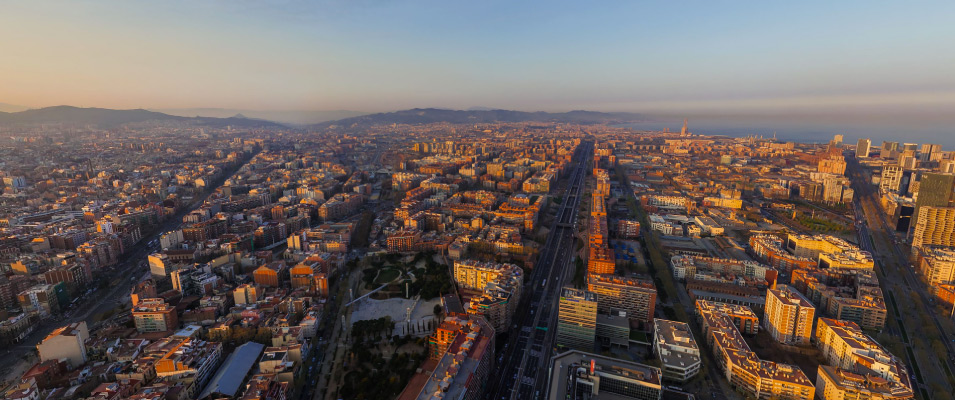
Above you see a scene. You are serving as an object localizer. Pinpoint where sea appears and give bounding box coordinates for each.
[617,116,955,148]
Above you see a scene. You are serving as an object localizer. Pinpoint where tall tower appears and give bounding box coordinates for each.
[556,287,598,351]
[681,118,688,136]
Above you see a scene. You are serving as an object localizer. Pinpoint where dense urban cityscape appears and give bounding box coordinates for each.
[3,1,955,400]
[0,114,952,400]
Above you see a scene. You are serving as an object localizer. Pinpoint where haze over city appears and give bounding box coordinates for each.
[3,2,955,126]
[3,2,955,400]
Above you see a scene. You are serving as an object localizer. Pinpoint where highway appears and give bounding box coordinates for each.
[486,141,590,400]
[847,155,953,397]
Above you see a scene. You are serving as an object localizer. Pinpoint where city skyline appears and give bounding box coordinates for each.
[3,2,955,400]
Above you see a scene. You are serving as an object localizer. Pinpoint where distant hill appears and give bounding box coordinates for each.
[310,108,644,129]
[0,105,287,128]
[155,108,367,125]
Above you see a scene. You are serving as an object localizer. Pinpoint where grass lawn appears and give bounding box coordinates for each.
[375,268,401,284]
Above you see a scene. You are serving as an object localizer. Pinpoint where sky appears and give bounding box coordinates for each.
[1,0,955,119]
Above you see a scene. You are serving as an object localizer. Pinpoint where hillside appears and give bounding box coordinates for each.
[0,105,287,129]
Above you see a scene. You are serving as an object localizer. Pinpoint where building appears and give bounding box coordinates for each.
[586,274,656,325]
[454,260,524,333]
[913,173,955,221]
[148,253,179,277]
[234,284,261,305]
[557,287,598,351]
[387,229,421,253]
[171,265,220,296]
[546,350,663,400]
[792,268,887,331]
[653,319,701,383]
[132,298,179,333]
[764,285,815,346]
[856,138,871,158]
[198,342,265,399]
[588,246,616,275]
[911,206,955,249]
[749,234,816,274]
[37,321,89,368]
[695,300,759,335]
[398,315,494,400]
[751,233,873,273]
[880,165,904,194]
[288,263,315,290]
[253,262,288,288]
[596,313,630,348]
[920,143,943,162]
[814,318,913,399]
[149,337,224,397]
[696,300,814,399]
[818,156,847,175]
[18,284,60,318]
[617,219,642,239]
[917,246,955,297]
[816,366,914,400]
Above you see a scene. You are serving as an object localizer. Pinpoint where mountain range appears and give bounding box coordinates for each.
[153,108,366,125]
[309,108,644,129]
[0,106,286,128]
[0,105,645,130]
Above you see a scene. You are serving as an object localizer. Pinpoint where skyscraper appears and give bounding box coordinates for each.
[913,173,955,221]
[920,143,943,162]
[556,287,598,351]
[681,118,688,136]
[855,138,871,159]
[832,134,844,147]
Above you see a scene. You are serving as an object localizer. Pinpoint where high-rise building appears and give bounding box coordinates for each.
[880,165,904,194]
[920,143,943,162]
[764,285,815,346]
[546,350,663,400]
[899,153,918,170]
[856,138,871,158]
[913,173,955,221]
[832,134,844,147]
[882,141,899,153]
[557,287,598,351]
[832,135,845,147]
[911,206,955,249]
[586,274,656,325]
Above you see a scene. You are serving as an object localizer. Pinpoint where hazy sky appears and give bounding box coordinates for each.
[2,0,955,114]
